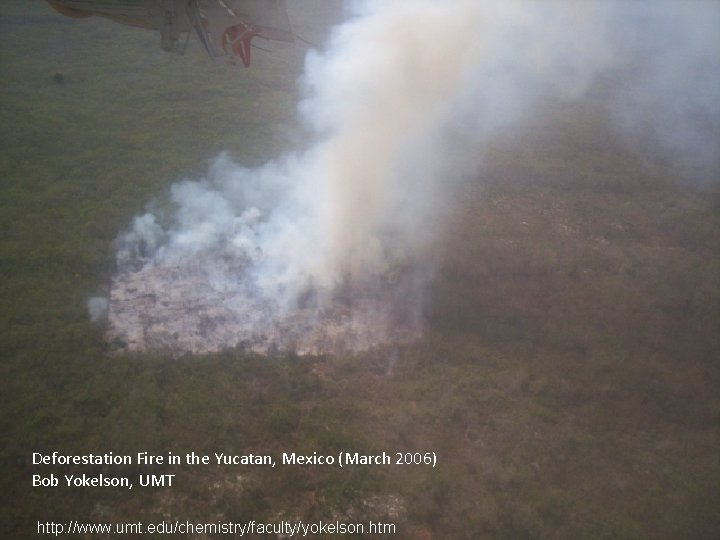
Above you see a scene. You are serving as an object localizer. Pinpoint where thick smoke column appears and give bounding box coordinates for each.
[107,0,719,355]
[110,0,496,354]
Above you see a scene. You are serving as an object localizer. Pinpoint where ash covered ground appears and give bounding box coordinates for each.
[107,261,422,356]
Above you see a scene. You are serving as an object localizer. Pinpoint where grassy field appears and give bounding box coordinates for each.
[1,2,719,539]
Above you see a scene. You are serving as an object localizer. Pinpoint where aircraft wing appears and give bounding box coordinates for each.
[47,0,294,66]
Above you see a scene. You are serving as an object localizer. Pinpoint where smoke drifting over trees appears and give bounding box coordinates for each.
[107,0,719,354]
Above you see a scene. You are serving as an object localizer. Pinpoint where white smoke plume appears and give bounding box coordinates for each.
[105,0,719,355]
[87,297,109,324]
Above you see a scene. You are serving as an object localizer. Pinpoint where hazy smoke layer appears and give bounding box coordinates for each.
[107,0,719,355]
[607,0,720,179]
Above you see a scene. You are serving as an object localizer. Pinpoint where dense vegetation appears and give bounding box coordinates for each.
[2,2,718,538]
